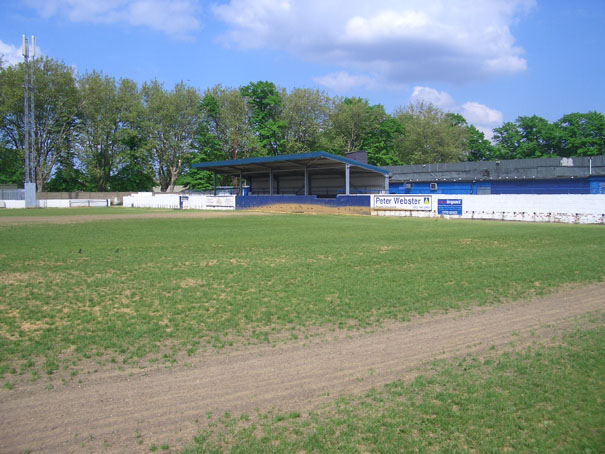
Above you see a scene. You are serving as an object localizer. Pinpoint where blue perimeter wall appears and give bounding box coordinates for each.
[389,177,605,195]
[233,178,605,208]
[236,195,371,209]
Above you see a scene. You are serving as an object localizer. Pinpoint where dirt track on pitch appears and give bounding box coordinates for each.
[0,205,366,224]
[0,209,270,224]
[1,283,603,453]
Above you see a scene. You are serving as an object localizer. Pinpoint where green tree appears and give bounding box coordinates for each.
[493,115,556,159]
[109,127,155,191]
[327,97,372,154]
[177,86,258,190]
[176,93,222,191]
[0,60,21,184]
[443,113,497,162]
[201,87,257,160]
[324,97,404,164]
[280,88,332,154]
[446,112,467,127]
[45,149,88,191]
[465,125,496,161]
[517,115,556,157]
[109,152,155,191]
[76,73,143,191]
[0,143,23,185]
[142,80,200,192]
[0,57,78,191]
[362,105,405,166]
[493,112,604,160]
[241,81,287,156]
[554,112,605,156]
[492,121,521,159]
[394,102,468,164]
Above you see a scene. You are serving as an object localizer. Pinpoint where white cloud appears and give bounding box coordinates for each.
[461,101,503,125]
[410,86,503,139]
[461,102,503,140]
[213,0,535,86]
[485,55,527,73]
[344,10,430,43]
[410,86,455,109]
[0,40,24,67]
[312,71,377,92]
[25,0,200,39]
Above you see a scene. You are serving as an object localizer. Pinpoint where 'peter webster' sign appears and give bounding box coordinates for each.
[372,195,432,211]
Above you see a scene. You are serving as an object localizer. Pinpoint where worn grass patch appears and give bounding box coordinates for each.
[183,325,605,453]
[0,207,173,217]
[1,214,604,381]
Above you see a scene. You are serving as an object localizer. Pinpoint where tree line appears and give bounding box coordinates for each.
[1,57,603,192]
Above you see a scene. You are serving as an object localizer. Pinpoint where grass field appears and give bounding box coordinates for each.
[183,324,604,454]
[1,210,604,383]
[0,207,165,217]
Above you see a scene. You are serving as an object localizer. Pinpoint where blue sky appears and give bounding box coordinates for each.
[1,0,604,138]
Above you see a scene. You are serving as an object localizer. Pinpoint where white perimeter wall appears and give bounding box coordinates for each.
[0,199,109,209]
[2,194,236,210]
[373,194,605,224]
[123,193,180,209]
[186,195,236,210]
[0,200,25,208]
[123,193,235,210]
[5,193,602,224]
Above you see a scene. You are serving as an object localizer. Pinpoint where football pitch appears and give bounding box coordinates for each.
[0,209,604,453]
[1,209,604,379]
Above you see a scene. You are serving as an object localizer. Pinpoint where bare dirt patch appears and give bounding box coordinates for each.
[0,283,603,453]
[245,203,371,215]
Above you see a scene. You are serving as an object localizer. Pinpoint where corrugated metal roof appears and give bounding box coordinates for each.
[384,155,605,182]
[193,151,390,176]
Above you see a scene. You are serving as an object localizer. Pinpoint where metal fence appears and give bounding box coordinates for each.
[69,199,109,207]
[0,189,25,200]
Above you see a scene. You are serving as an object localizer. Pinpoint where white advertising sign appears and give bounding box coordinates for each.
[373,195,432,211]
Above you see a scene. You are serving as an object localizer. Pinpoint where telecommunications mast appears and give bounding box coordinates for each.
[22,35,36,207]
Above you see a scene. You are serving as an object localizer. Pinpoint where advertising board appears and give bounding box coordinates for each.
[437,199,463,215]
[372,195,432,211]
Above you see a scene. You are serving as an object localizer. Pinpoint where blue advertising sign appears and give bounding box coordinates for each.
[438,199,462,215]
